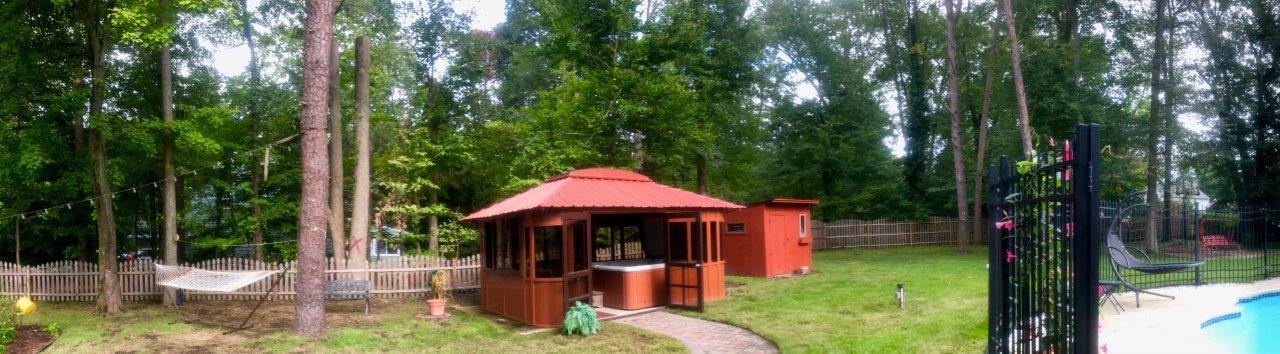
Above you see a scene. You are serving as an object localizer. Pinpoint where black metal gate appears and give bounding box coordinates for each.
[987,124,1101,354]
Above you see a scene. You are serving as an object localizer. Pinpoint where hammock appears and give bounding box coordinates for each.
[155,264,279,293]
[154,263,291,333]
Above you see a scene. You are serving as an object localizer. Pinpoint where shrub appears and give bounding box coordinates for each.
[43,322,60,337]
[429,270,451,300]
[562,301,600,336]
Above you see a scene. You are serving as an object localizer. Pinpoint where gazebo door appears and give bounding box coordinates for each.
[562,219,592,308]
[665,214,704,311]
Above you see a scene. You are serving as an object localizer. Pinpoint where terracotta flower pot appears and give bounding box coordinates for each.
[427,298,447,317]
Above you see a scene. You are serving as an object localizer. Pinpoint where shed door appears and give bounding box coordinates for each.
[665,214,704,311]
[563,219,592,308]
[767,213,789,276]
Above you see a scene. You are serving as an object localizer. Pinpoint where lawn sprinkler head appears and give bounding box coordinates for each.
[896,283,905,309]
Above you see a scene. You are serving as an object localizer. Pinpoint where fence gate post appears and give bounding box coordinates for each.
[1194,206,1203,285]
[1265,209,1271,279]
[1069,124,1101,354]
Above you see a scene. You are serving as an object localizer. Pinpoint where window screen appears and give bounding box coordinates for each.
[799,214,808,236]
[726,223,745,233]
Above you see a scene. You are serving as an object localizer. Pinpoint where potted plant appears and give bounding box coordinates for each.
[427,270,451,317]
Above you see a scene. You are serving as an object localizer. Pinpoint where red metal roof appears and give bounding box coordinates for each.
[747,198,820,206]
[463,168,743,220]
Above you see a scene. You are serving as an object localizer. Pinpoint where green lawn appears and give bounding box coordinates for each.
[28,299,683,353]
[676,245,988,353]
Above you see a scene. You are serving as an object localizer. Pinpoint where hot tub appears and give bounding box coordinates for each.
[592,259,667,310]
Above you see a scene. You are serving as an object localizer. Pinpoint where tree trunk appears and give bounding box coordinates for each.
[1162,5,1176,238]
[237,0,265,261]
[1146,0,1167,252]
[943,0,969,253]
[695,153,707,195]
[160,0,178,307]
[349,36,372,269]
[83,0,121,316]
[428,190,439,251]
[328,37,346,262]
[1000,0,1034,157]
[296,0,335,336]
[972,43,995,247]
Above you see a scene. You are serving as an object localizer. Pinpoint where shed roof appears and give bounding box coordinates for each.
[462,168,743,220]
[746,198,820,207]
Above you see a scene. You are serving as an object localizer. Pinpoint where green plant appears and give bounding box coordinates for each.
[0,321,14,346]
[429,270,451,300]
[43,322,60,337]
[561,301,600,336]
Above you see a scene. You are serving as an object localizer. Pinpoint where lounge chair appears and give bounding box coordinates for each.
[1106,231,1203,307]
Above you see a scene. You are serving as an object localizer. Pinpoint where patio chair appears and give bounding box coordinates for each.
[1106,232,1203,307]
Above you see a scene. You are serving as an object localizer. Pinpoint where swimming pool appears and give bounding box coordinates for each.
[1202,290,1280,353]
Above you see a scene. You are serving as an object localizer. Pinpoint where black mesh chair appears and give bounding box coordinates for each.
[1106,229,1203,307]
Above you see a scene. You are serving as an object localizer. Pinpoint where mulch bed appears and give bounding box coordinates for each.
[6,325,54,354]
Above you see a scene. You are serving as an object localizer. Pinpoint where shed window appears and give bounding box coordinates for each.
[533,226,563,278]
[799,214,808,237]
[726,223,745,234]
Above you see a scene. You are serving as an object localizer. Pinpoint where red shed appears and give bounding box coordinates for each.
[463,168,741,327]
[722,198,819,277]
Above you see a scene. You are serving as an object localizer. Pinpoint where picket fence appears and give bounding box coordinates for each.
[811,217,991,249]
[0,255,480,302]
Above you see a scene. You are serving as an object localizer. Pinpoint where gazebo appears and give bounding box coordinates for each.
[463,168,741,327]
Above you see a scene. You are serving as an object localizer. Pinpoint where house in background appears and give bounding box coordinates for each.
[722,198,818,277]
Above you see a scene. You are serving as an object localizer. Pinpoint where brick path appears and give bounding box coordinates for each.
[613,311,779,354]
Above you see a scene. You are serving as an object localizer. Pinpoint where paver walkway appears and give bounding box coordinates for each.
[613,311,779,354]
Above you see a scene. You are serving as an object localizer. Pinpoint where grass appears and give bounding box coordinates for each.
[25,299,683,353]
[675,245,988,353]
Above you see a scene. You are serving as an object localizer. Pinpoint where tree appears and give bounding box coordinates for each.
[349,36,371,269]
[80,0,123,316]
[236,0,266,260]
[328,36,346,262]
[159,0,179,307]
[942,0,968,253]
[901,0,931,201]
[1146,0,1167,252]
[999,0,1033,157]
[296,0,335,336]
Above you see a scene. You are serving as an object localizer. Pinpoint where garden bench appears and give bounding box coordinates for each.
[325,279,371,315]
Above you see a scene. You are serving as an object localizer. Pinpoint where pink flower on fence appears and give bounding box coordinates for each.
[1006,250,1015,263]
[1066,222,1074,238]
[996,220,1015,231]
[1064,142,1073,161]
[1097,284,1104,295]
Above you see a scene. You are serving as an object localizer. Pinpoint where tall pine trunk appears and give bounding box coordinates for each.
[1000,0,1034,156]
[349,36,371,269]
[296,0,335,336]
[160,0,178,307]
[1162,8,1176,238]
[943,0,969,253]
[1146,0,1167,252]
[328,38,346,261]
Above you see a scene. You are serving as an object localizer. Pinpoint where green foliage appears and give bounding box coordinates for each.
[561,301,600,336]
[43,322,60,337]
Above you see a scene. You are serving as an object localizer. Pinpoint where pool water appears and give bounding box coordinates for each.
[1202,291,1280,353]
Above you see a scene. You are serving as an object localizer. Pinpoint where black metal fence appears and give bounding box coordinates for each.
[1101,199,1279,289]
[987,124,1100,354]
